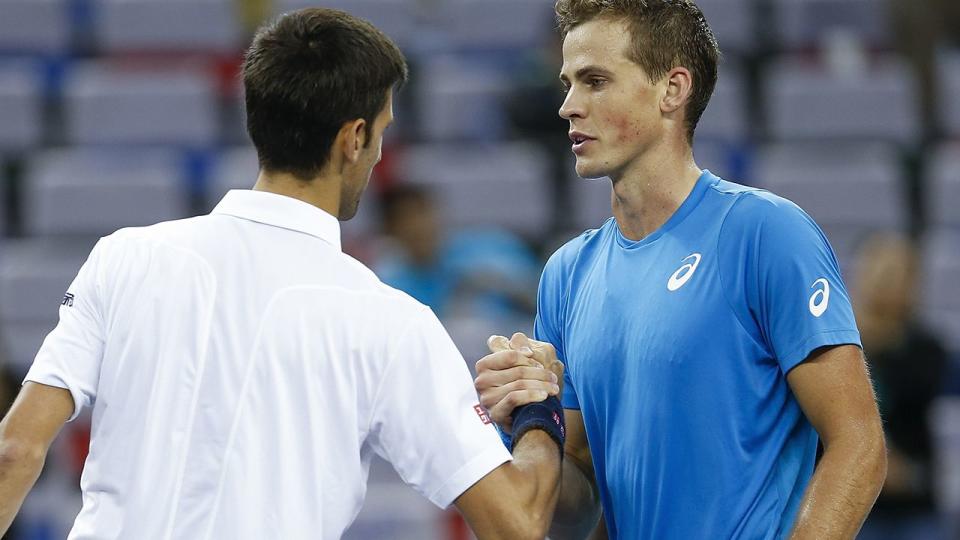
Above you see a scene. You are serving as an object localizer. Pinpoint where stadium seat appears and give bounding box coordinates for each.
[770,0,891,51]
[926,142,960,228]
[415,55,511,142]
[276,0,419,49]
[695,0,756,55]
[0,62,43,152]
[63,62,218,146]
[753,141,907,266]
[0,0,70,55]
[395,142,551,238]
[22,148,191,237]
[433,0,555,51]
[93,0,241,54]
[695,60,749,143]
[763,56,920,144]
[0,238,97,373]
[939,49,960,139]
[919,229,960,354]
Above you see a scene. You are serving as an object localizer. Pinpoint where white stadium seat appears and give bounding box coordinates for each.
[93,0,241,54]
[0,238,97,373]
[919,229,960,354]
[433,0,554,51]
[277,0,418,48]
[696,60,749,143]
[0,62,43,152]
[64,62,218,146]
[0,0,70,55]
[23,148,191,237]
[696,0,756,55]
[926,142,960,228]
[754,141,907,266]
[416,55,511,142]
[396,142,550,238]
[771,0,891,50]
[764,56,920,144]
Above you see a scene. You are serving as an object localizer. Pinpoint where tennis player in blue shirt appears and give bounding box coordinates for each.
[474,1,887,538]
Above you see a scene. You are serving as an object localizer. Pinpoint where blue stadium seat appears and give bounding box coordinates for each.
[770,0,891,51]
[0,238,97,373]
[0,61,43,152]
[763,55,920,144]
[63,62,218,146]
[395,142,550,238]
[753,141,907,266]
[22,148,191,237]
[0,0,70,55]
[926,142,960,228]
[92,0,241,54]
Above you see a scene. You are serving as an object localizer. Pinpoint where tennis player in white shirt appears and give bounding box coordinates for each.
[0,8,565,539]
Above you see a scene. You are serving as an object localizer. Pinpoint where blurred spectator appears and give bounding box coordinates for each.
[853,232,949,540]
[890,0,960,140]
[374,184,538,320]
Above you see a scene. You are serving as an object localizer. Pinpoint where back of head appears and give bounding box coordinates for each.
[555,0,719,143]
[243,8,408,181]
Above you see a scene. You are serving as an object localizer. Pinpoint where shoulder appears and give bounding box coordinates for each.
[543,219,613,278]
[717,184,820,240]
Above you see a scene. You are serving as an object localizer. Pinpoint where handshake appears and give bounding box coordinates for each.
[473,332,565,435]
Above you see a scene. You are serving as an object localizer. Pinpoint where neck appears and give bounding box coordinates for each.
[609,137,702,241]
[252,169,342,219]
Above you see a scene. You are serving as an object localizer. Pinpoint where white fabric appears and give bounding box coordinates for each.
[25,189,510,540]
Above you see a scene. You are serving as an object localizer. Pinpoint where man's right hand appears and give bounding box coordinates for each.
[474,332,564,433]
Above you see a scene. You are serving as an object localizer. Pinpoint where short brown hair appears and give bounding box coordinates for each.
[555,0,719,143]
[243,8,408,180]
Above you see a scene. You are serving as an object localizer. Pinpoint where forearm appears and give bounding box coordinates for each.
[549,456,602,539]
[790,436,887,539]
[0,440,48,535]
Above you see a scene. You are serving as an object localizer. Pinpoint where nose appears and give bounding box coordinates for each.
[559,86,585,120]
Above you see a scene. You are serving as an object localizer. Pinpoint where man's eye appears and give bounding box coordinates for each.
[588,78,606,88]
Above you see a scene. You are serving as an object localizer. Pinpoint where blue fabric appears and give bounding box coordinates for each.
[534,171,861,539]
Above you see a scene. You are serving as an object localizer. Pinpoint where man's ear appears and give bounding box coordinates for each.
[338,118,367,164]
[661,67,693,115]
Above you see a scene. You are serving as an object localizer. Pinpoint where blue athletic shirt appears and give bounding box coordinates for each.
[535,171,861,539]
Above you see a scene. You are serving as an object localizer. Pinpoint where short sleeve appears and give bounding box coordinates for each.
[24,239,108,421]
[368,306,511,509]
[723,194,861,373]
[534,251,579,410]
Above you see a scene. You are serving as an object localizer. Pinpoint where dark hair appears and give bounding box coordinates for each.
[555,0,719,143]
[243,8,408,180]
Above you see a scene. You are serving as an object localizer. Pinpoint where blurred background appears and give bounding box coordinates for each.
[0,0,958,538]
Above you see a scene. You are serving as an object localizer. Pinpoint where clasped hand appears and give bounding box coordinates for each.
[474,332,565,433]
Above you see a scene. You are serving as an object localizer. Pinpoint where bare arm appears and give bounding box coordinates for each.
[550,409,603,539]
[0,382,74,534]
[787,345,887,539]
[473,333,602,540]
[455,429,562,540]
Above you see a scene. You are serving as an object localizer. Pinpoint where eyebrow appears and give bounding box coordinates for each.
[560,65,615,83]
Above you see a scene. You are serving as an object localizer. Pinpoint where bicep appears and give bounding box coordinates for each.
[786,345,883,445]
[0,382,73,450]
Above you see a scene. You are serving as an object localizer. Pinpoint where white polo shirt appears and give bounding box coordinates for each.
[24,190,511,540]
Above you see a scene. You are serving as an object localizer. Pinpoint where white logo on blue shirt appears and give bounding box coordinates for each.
[667,253,702,292]
[809,278,830,317]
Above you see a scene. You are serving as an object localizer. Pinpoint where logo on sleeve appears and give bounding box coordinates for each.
[808,278,830,317]
[667,253,702,292]
[61,292,75,307]
[474,404,492,425]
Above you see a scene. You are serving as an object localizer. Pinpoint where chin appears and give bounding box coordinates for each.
[574,159,609,180]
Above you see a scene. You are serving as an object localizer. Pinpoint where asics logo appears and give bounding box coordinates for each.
[809,278,830,317]
[667,253,702,292]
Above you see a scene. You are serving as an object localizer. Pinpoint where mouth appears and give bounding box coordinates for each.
[569,132,595,154]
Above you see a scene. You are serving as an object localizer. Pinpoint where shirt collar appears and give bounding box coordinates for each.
[212,190,342,251]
